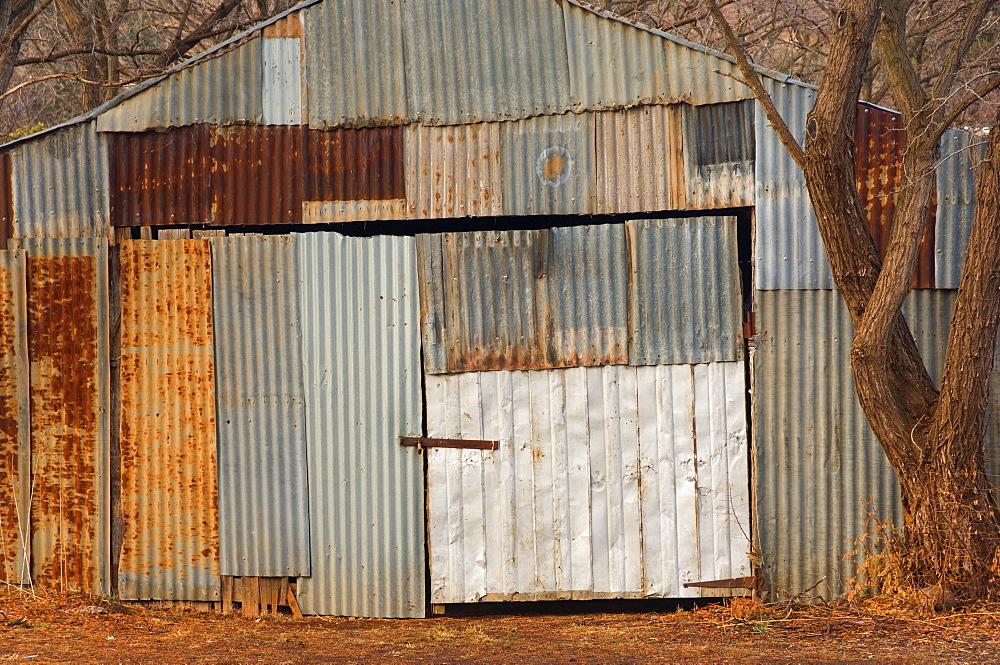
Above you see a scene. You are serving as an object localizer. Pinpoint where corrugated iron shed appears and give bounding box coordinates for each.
[21,238,109,595]
[119,240,220,601]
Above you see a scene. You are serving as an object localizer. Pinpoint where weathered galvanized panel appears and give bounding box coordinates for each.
[502,113,596,216]
[595,105,673,214]
[211,235,311,577]
[0,153,13,246]
[935,129,984,289]
[296,232,425,618]
[96,39,263,132]
[0,250,30,585]
[680,101,755,209]
[10,122,109,239]
[303,0,408,128]
[854,104,935,288]
[405,123,503,219]
[752,288,1000,598]
[426,363,750,603]
[754,80,831,290]
[402,0,571,125]
[418,224,628,374]
[627,217,743,366]
[22,238,109,594]
[119,240,220,601]
[261,37,302,125]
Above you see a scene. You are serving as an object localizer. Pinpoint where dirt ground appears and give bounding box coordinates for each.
[4,590,1000,664]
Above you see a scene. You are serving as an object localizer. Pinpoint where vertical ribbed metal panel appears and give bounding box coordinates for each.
[0,249,29,585]
[426,363,750,602]
[296,232,425,618]
[21,238,109,595]
[627,217,743,365]
[754,81,832,289]
[261,37,302,125]
[753,288,982,598]
[0,153,13,245]
[502,113,596,216]
[405,123,503,219]
[211,235,311,577]
[401,0,571,125]
[303,0,408,128]
[418,224,628,374]
[10,122,109,239]
[595,105,674,214]
[119,240,220,601]
[935,129,983,289]
[681,101,755,209]
[96,39,263,131]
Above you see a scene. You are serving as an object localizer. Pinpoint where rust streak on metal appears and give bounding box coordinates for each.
[400,436,499,451]
[262,12,303,38]
[307,126,405,202]
[0,255,26,584]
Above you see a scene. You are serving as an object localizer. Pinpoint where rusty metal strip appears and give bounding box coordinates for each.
[119,240,220,601]
[0,249,30,585]
[22,238,109,595]
[400,436,499,451]
[683,573,761,590]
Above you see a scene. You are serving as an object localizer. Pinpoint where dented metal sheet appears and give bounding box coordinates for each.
[425,363,751,603]
[502,113,595,216]
[21,238,109,594]
[0,250,30,585]
[680,101,755,209]
[261,37,303,125]
[405,123,503,219]
[10,122,109,239]
[627,217,743,365]
[211,235,311,577]
[562,1,749,111]
[119,240,220,601]
[296,232,425,618]
[935,129,985,289]
[418,224,628,373]
[595,105,674,214]
[402,0,571,125]
[96,38,263,132]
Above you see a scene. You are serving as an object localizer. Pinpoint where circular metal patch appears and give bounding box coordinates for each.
[536,146,572,188]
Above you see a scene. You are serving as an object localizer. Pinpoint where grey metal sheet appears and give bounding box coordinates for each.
[262,37,303,125]
[562,1,750,111]
[502,113,596,216]
[96,38,263,132]
[627,217,743,366]
[401,0,571,125]
[595,105,674,215]
[303,0,408,128]
[680,101,755,209]
[754,80,832,290]
[296,232,425,618]
[10,121,109,239]
[211,235,311,577]
[935,129,984,289]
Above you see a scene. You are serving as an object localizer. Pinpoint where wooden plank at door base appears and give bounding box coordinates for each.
[287,582,304,619]
[221,576,233,614]
[432,604,446,616]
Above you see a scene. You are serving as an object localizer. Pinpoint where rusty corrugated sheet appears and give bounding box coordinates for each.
[418,224,628,374]
[22,238,109,595]
[119,240,220,601]
[305,126,405,210]
[680,101,755,209]
[854,103,936,288]
[405,123,503,219]
[595,105,674,214]
[0,249,30,585]
[0,153,13,247]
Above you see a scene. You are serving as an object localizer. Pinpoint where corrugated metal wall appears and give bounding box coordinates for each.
[10,122,109,239]
[935,129,984,289]
[119,240,220,601]
[0,153,13,246]
[681,101,755,209]
[211,235,311,577]
[296,232,425,618]
[426,363,750,603]
[96,39,263,132]
[261,37,302,126]
[595,105,674,214]
[22,238,109,594]
[627,217,743,365]
[0,249,30,585]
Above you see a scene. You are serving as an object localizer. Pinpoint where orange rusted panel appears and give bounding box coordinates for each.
[855,103,936,288]
[23,238,109,595]
[0,250,29,585]
[263,12,303,38]
[119,240,220,601]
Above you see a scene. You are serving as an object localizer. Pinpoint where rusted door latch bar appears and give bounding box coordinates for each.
[399,436,499,451]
